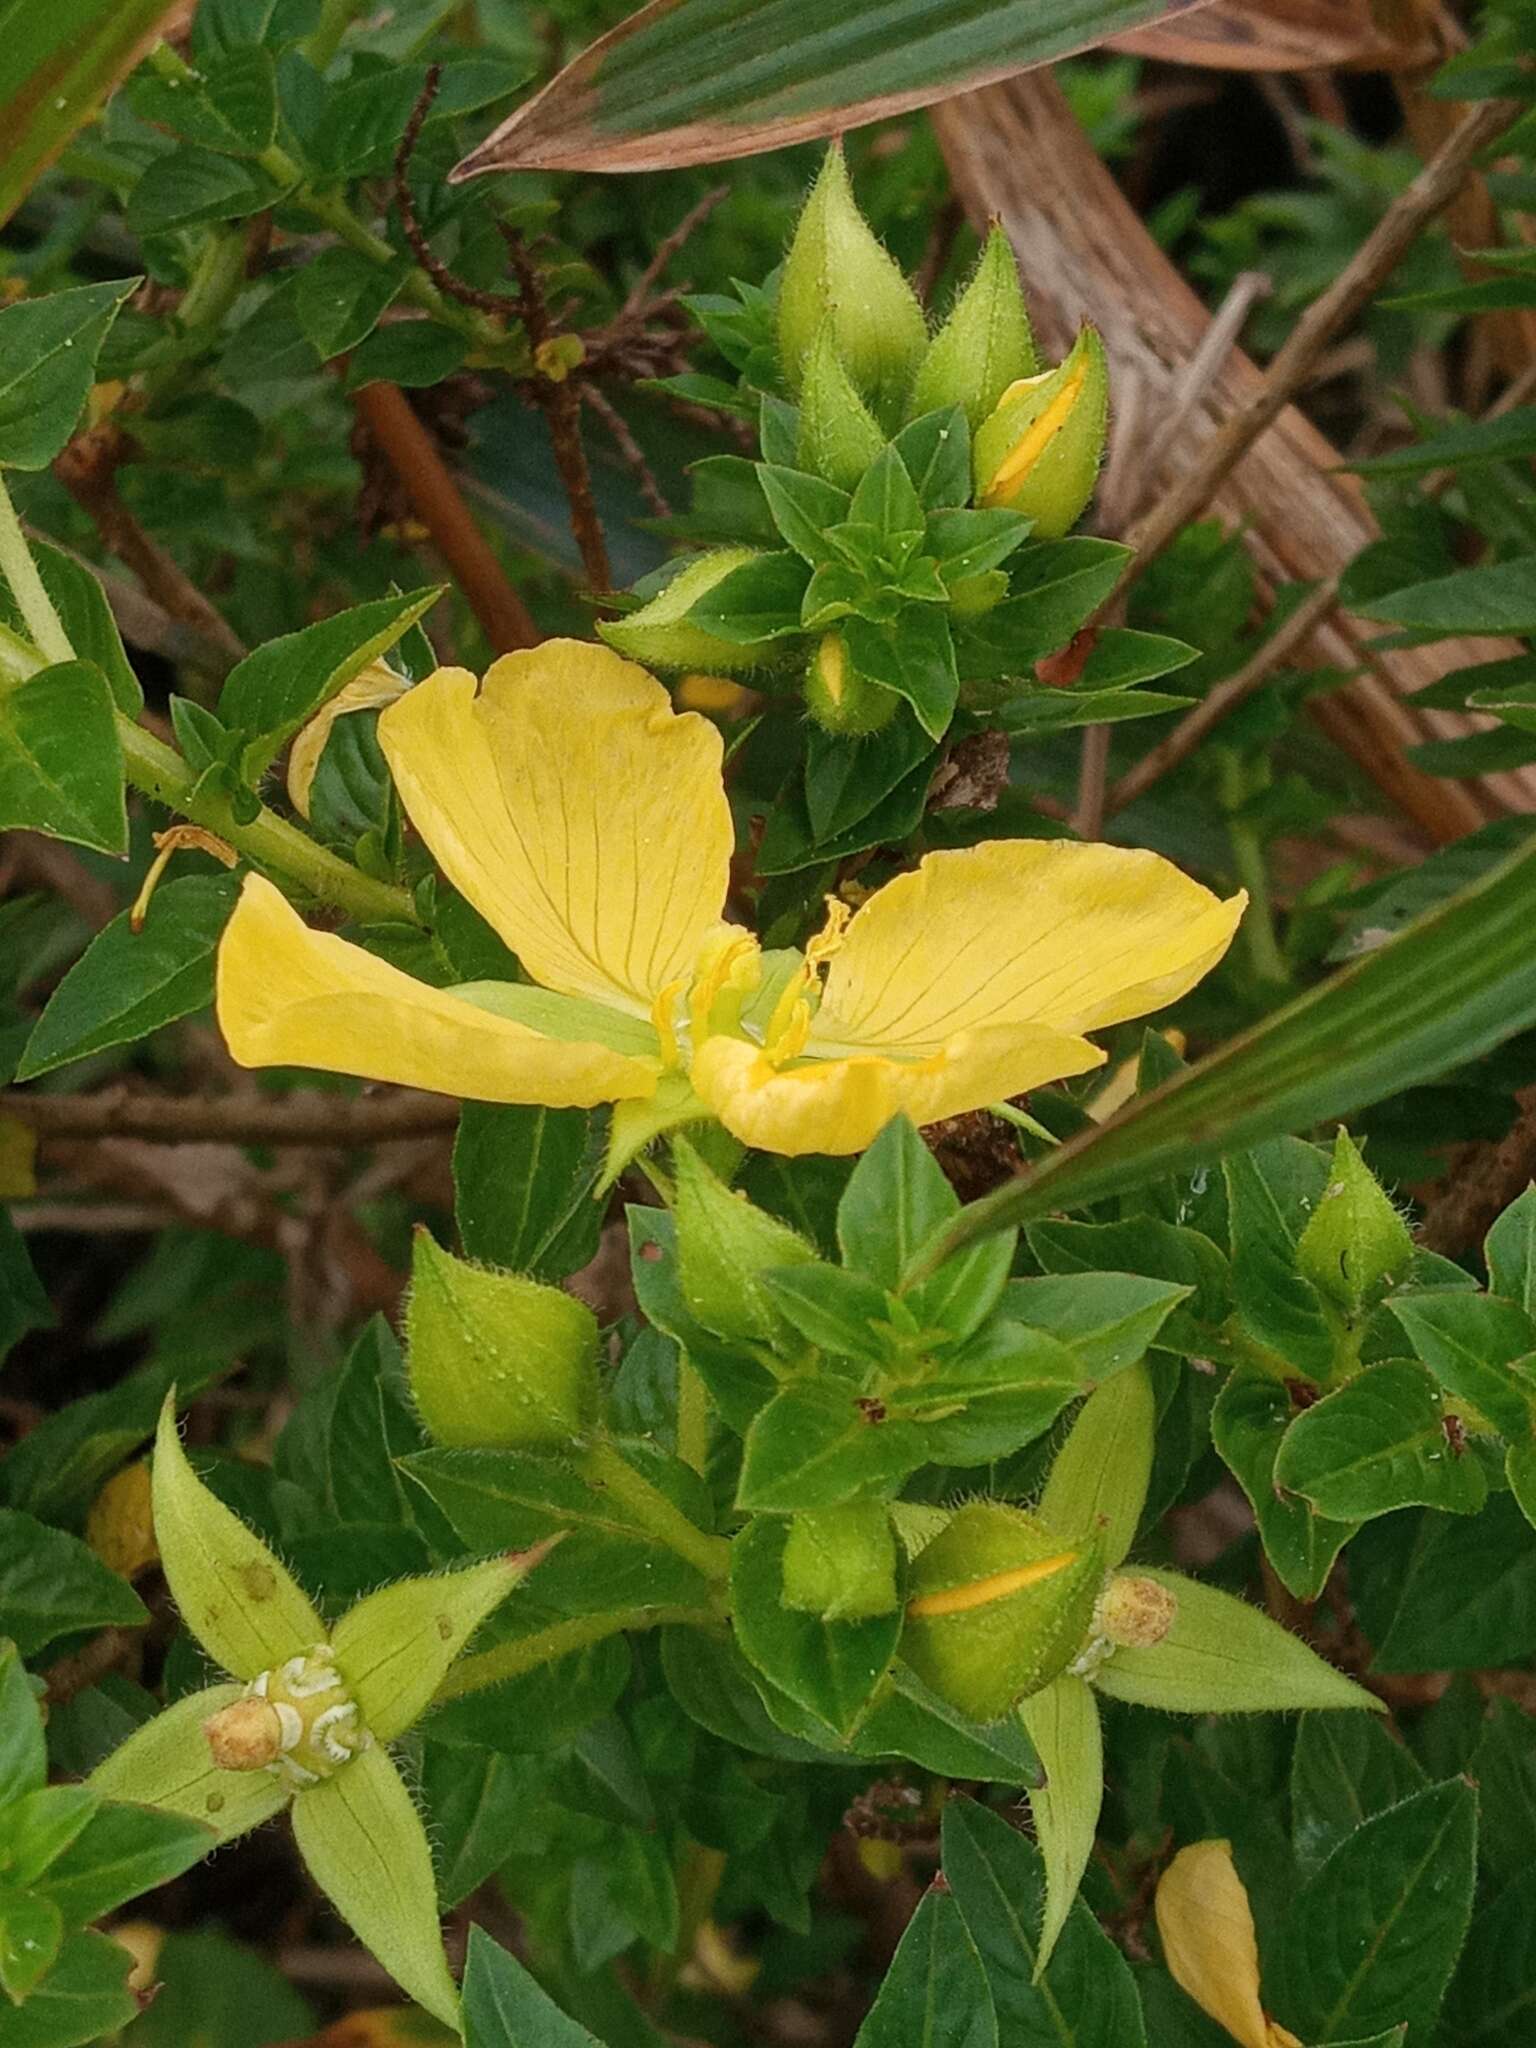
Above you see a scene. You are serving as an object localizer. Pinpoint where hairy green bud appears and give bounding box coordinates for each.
[598,549,766,673]
[973,326,1108,537]
[777,145,927,429]
[901,1502,1101,1722]
[1296,1128,1413,1316]
[782,1504,899,1620]
[407,1230,597,1449]
[672,1137,816,1346]
[804,632,899,737]
[796,325,887,490]
[909,225,1035,430]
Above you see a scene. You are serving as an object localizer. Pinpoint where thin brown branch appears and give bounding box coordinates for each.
[617,184,730,327]
[7,1086,461,1147]
[1417,1087,1536,1256]
[1104,575,1343,817]
[583,385,672,518]
[53,421,248,671]
[350,380,540,651]
[394,67,525,318]
[1118,93,1521,587]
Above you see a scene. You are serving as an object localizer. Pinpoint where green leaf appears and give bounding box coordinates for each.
[855,1881,996,2048]
[941,1798,1147,2046]
[1468,1698,1536,1889]
[1019,1675,1102,1975]
[461,1923,605,2048]
[0,1217,52,1372]
[0,1786,97,1887]
[293,247,409,362]
[759,1262,898,1365]
[1350,404,1536,475]
[1446,1865,1536,2048]
[958,538,1131,679]
[32,1800,212,1929]
[1,1929,135,2047]
[316,57,528,179]
[18,874,239,1079]
[291,1744,459,2028]
[999,684,1193,736]
[920,825,1536,1270]
[838,1116,957,1290]
[130,45,278,156]
[1273,1360,1489,1520]
[757,465,851,566]
[1368,1494,1536,1672]
[453,1104,605,1282]
[0,282,137,470]
[1090,1569,1377,1715]
[1271,1781,1476,2048]
[730,1516,901,1739]
[0,1,179,230]
[1004,1272,1190,1381]
[0,538,143,714]
[0,1885,62,2003]
[1212,1370,1359,1601]
[218,587,438,774]
[1224,1140,1335,1379]
[736,1378,930,1512]
[891,408,972,511]
[108,1927,314,2048]
[125,146,281,236]
[1387,1291,1536,1441]
[1290,1710,1428,1875]
[1487,1184,1536,1312]
[0,1511,145,1661]
[844,609,958,739]
[853,1663,1040,1784]
[1358,558,1536,635]
[688,550,809,643]
[0,662,126,854]
[332,1553,532,1742]
[454,0,1225,173]
[346,323,469,393]
[0,1641,45,1805]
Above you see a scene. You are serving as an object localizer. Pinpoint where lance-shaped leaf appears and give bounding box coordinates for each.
[291,1743,459,2028]
[451,0,1223,175]
[1090,1571,1379,1715]
[0,281,139,468]
[89,1686,290,1844]
[331,1546,552,1742]
[1018,1673,1102,1976]
[1037,1362,1154,1566]
[151,1392,323,1681]
[0,1639,45,1804]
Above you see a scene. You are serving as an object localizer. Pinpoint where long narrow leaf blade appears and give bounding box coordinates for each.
[0,0,184,228]
[452,0,1220,176]
[922,829,1536,1266]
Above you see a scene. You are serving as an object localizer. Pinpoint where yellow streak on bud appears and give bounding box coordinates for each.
[907,1549,1079,1618]
[983,358,1089,506]
[203,1696,283,1772]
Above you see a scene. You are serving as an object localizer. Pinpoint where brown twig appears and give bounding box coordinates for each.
[6,1086,461,1147]
[1105,575,1344,817]
[617,184,730,328]
[350,380,539,651]
[1417,1086,1536,1255]
[1117,93,1521,589]
[583,385,672,519]
[53,421,248,671]
[394,67,525,319]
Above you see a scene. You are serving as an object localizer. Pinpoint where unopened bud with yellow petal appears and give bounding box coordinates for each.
[797,325,887,490]
[777,145,927,429]
[804,632,899,737]
[908,225,1035,431]
[598,549,769,674]
[86,1459,158,1581]
[407,1230,597,1450]
[782,1504,899,1621]
[673,1138,816,1347]
[901,1503,1101,1722]
[1296,1127,1412,1318]
[1155,1840,1303,2048]
[973,326,1108,537]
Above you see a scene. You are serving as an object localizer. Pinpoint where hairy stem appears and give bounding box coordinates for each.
[0,472,72,664]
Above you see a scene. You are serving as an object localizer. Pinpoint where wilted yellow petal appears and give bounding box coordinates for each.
[1155,1840,1302,2048]
[812,841,1243,1054]
[378,643,733,1012]
[690,1019,1102,1157]
[216,875,657,1109]
[287,663,410,819]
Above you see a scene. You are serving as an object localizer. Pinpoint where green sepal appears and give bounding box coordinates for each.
[796,326,887,490]
[1019,1674,1103,1977]
[89,1685,291,1844]
[672,1137,816,1346]
[598,549,772,672]
[909,225,1035,430]
[1037,1362,1155,1568]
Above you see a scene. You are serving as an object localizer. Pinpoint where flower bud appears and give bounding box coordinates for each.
[804,632,899,737]
[777,145,927,429]
[598,549,769,674]
[1098,1572,1177,1649]
[796,325,887,491]
[672,1137,816,1347]
[407,1229,597,1449]
[908,226,1035,431]
[901,1503,1101,1723]
[203,1696,284,1773]
[1296,1128,1412,1317]
[86,1459,158,1581]
[973,326,1109,536]
[782,1504,899,1621]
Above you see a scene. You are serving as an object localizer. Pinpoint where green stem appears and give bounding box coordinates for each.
[115,716,419,925]
[677,1357,708,1476]
[0,473,72,665]
[303,0,364,68]
[1228,816,1288,986]
[580,1440,731,1582]
[435,1604,709,1701]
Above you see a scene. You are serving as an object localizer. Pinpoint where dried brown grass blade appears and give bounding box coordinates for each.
[1111,0,1430,71]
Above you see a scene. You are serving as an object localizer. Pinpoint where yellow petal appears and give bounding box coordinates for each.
[377,643,733,1012]
[287,662,410,819]
[690,1020,1102,1158]
[216,874,657,1109]
[811,841,1244,1053]
[1155,1840,1303,2048]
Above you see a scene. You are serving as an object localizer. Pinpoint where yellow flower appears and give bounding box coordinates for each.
[215,641,1244,1160]
[1155,1841,1303,2048]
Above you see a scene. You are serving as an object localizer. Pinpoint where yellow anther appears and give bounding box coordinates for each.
[687,930,760,1047]
[650,976,688,1071]
[906,1549,1079,1618]
[806,895,851,970]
